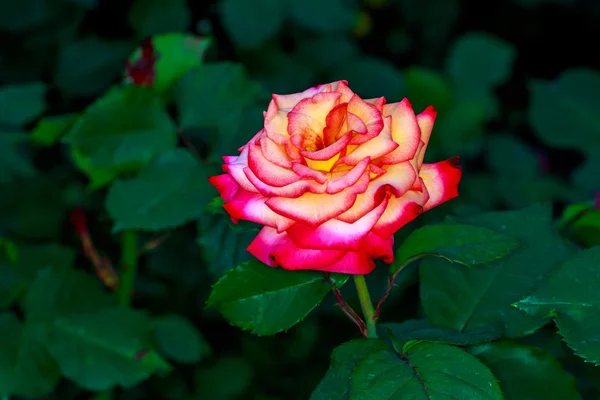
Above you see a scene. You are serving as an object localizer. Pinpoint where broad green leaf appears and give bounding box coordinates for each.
[153,314,211,364]
[515,246,600,365]
[420,204,574,337]
[350,341,502,399]
[207,260,349,335]
[47,307,171,390]
[0,313,61,398]
[391,223,522,276]
[0,262,25,309]
[0,82,46,126]
[380,319,503,346]
[30,114,78,146]
[54,37,134,97]
[470,340,582,400]
[128,33,212,95]
[528,68,600,152]
[14,242,75,282]
[65,85,177,170]
[105,148,213,231]
[572,151,600,196]
[404,66,452,115]
[197,213,259,278]
[446,31,516,89]
[23,266,113,322]
[310,339,390,400]
[128,0,190,38]
[557,202,600,248]
[288,0,358,32]
[146,231,204,288]
[219,0,285,48]
[335,57,403,100]
[194,356,253,400]
[174,62,261,131]
[434,98,488,157]
[70,146,122,190]
[0,132,36,183]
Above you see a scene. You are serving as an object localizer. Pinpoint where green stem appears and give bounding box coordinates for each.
[353,274,378,339]
[117,230,138,306]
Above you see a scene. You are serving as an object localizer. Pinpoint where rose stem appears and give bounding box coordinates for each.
[353,274,378,339]
[117,230,139,306]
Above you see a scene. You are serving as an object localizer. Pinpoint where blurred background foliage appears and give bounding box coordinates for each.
[1,0,600,399]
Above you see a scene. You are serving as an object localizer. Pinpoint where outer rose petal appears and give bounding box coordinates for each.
[271,83,332,109]
[247,226,346,269]
[362,232,394,264]
[307,250,375,274]
[286,195,389,251]
[243,167,326,198]
[419,157,462,211]
[208,174,239,203]
[224,190,295,232]
[371,190,429,239]
[248,142,300,187]
[416,106,437,167]
[377,99,421,164]
[332,80,355,103]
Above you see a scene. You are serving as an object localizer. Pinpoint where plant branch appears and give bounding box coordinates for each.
[353,274,378,339]
[117,230,139,306]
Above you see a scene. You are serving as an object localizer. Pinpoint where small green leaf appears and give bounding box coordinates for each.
[0,82,46,127]
[0,263,25,309]
[470,341,582,400]
[153,314,211,364]
[30,114,78,146]
[207,260,348,335]
[420,204,574,337]
[47,307,170,390]
[70,146,122,190]
[446,31,516,90]
[289,0,357,32]
[0,313,61,398]
[349,341,503,399]
[528,68,600,152]
[219,0,285,48]
[105,148,213,232]
[128,0,190,38]
[0,132,36,183]
[515,246,600,365]
[128,33,212,95]
[65,85,177,170]
[391,223,522,276]
[54,37,133,97]
[380,319,503,346]
[310,339,390,400]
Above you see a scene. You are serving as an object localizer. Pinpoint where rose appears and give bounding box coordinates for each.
[209,80,461,275]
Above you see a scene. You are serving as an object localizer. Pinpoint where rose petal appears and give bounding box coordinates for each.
[302,131,352,161]
[224,190,295,232]
[333,80,355,103]
[243,167,326,198]
[416,106,437,167]
[377,98,421,164]
[347,94,384,145]
[286,195,389,251]
[265,172,369,228]
[419,156,462,211]
[362,232,394,264]
[208,174,239,203]
[291,163,328,183]
[323,103,348,146]
[247,226,346,269]
[288,92,342,149]
[260,136,292,168]
[371,190,429,238]
[364,97,386,112]
[271,84,332,109]
[308,250,376,274]
[334,116,398,167]
[248,142,301,187]
[327,157,370,194]
[264,102,290,142]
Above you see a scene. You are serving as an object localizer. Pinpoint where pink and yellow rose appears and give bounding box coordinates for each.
[209,80,461,274]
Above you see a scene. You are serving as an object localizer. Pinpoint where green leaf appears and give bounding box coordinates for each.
[528,68,600,152]
[335,57,404,100]
[470,340,582,400]
[30,114,78,146]
[128,0,190,38]
[391,223,522,276]
[349,341,503,399]
[573,151,600,197]
[380,319,503,346]
[404,66,452,115]
[153,314,211,364]
[0,132,36,183]
[0,0,49,32]
[420,204,574,337]
[54,37,133,97]
[486,134,540,180]
[434,98,488,157]
[446,31,516,90]
[47,307,170,390]
[70,146,122,190]
[13,242,76,283]
[289,0,357,32]
[558,202,600,248]
[128,33,212,95]
[0,263,25,309]
[515,246,600,365]
[0,82,46,127]
[0,313,61,398]
[310,339,390,400]
[207,260,349,335]
[105,148,213,232]
[219,0,285,48]
[65,85,177,170]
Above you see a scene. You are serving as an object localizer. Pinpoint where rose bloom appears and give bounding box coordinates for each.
[209,81,461,274]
